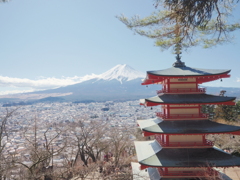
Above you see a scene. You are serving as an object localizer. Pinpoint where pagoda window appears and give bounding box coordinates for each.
[169,108,199,115]
[156,104,208,120]
[155,134,214,147]
[168,167,205,173]
[170,83,196,88]
[155,135,214,147]
[169,78,196,83]
[159,167,209,177]
[168,108,199,119]
[169,135,202,143]
[169,83,197,93]
[169,105,199,107]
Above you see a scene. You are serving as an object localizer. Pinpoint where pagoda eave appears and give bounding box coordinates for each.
[140,94,236,107]
[141,67,231,85]
[142,130,240,136]
[141,100,235,106]
[131,162,161,180]
[142,73,231,85]
[139,164,240,170]
[135,140,240,169]
[137,119,240,136]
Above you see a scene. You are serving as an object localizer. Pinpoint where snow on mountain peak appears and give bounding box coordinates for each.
[98,64,145,83]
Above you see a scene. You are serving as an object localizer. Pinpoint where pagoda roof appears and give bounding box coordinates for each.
[140,94,236,106]
[142,66,231,85]
[135,140,240,168]
[131,162,160,180]
[137,118,240,135]
[148,66,230,77]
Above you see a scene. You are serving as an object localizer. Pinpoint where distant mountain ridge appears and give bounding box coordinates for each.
[37,64,150,101]
[1,64,240,103]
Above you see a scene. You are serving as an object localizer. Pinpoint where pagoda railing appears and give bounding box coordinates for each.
[155,137,214,147]
[156,112,209,119]
[157,87,206,94]
[157,168,218,177]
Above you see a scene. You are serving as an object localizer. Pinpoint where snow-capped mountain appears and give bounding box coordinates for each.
[97,64,145,83]
[77,64,145,84]
[1,64,154,102]
[1,64,240,103]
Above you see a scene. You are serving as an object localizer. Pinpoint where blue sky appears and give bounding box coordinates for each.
[0,0,240,95]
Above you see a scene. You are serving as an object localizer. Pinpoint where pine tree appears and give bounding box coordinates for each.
[117,0,240,51]
[215,101,240,122]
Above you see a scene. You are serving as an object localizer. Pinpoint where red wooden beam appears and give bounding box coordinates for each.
[144,100,235,107]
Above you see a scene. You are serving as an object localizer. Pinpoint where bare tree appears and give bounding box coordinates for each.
[70,119,109,168]
[93,125,135,180]
[107,126,133,168]
[65,119,136,180]
[15,118,66,180]
[0,108,18,180]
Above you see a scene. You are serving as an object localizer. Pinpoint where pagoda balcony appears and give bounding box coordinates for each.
[155,138,214,147]
[157,87,206,94]
[157,168,218,177]
[156,112,209,120]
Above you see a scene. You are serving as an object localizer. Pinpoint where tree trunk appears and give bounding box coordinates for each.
[80,153,88,166]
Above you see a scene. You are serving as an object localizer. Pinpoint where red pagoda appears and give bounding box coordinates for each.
[132,56,240,180]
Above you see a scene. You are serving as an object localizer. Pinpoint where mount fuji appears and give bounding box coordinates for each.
[1,64,240,103]
[97,64,145,83]
[73,64,146,84]
[7,64,158,102]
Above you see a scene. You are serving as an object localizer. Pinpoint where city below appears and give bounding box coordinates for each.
[0,100,155,175]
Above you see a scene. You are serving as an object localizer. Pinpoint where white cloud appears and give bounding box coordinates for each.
[0,74,99,94]
[0,89,35,95]
[0,64,145,95]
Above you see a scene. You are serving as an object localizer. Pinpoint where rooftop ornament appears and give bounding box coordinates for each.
[172,54,185,67]
[172,21,186,68]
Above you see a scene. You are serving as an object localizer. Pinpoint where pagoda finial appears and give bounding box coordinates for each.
[172,43,185,67]
[172,55,185,67]
[172,21,185,67]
